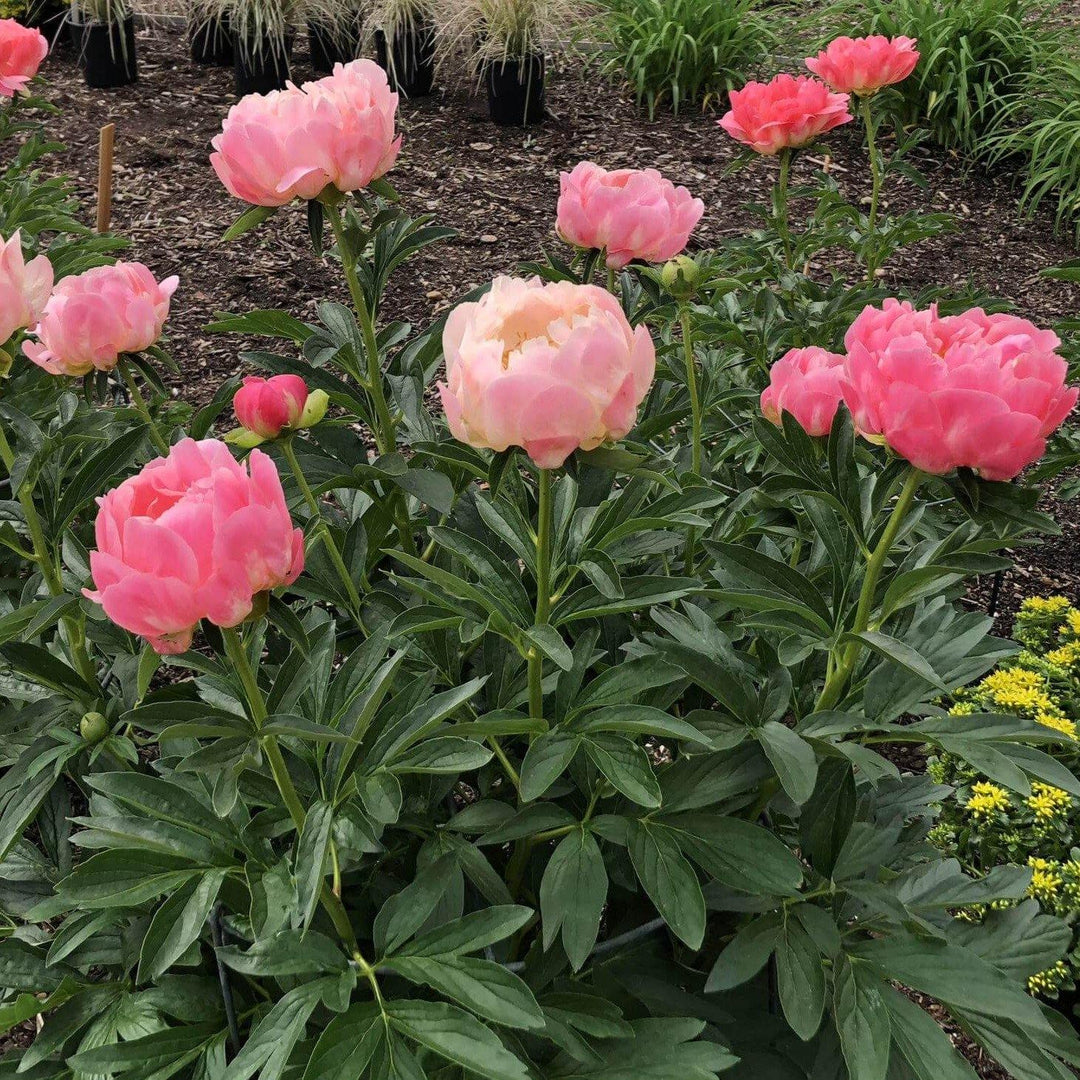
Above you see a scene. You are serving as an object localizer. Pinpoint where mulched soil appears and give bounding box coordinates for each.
[12,20,1080,1079]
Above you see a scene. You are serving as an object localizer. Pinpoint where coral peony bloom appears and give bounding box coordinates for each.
[23,262,178,377]
[761,346,846,437]
[841,299,1078,481]
[84,438,304,654]
[234,374,309,439]
[719,74,852,155]
[806,35,919,96]
[210,59,400,207]
[0,18,48,98]
[556,161,704,269]
[438,275,656,469]
[299,60,401,194]
[0,230,52,344]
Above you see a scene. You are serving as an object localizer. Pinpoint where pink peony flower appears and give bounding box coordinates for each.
[210,59,400,207]
[84,438,304,654]
[556,161,704,269]
[719,74,853,155]
[234,374,309,439]
[0,230,52,345]
[806,35,919,96]
[761,346,846,436]
[438,275,656,469]
[0,18,48,98]
[841,299,1078,481]
[23,262,178,377]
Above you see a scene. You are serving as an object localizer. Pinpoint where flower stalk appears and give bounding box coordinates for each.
[118,356,170,456]
[528,468,554,725]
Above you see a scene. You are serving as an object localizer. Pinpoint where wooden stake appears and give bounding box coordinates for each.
[96,123,115,234]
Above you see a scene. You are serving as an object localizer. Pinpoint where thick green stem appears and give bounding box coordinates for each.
[861,95,883,280]
[280,437,363,617]
[118,357,169,456]
[815,468,923,711]
[221,626,358,952]
[606,265,617,294]
[679,304,703,572]
[528,469,554,725]
[0,424,99,693]
[327,208,416,558]
[327,209,395,457]
[775,149,795,271]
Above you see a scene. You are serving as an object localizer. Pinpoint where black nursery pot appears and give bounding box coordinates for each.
[234,34,293,96]
[190,17,234,66]
[74,17,138,88]
[485,52,545,126]
[307,20,361,73]
[374,24,434,97]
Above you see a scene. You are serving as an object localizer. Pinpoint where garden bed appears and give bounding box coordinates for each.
[38,25,1080,621]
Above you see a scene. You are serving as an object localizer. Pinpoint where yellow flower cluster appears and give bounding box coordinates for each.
[1046,641,1080,668]
[1029,960,1070,996]
[979,668,1055,712]
[1021,596,1073,616]
[1025,782,1072,822]
[966,781,1010,821]
[1035,712,1077,739]
[1027,856,1064,902]
[1062,610,1080,638]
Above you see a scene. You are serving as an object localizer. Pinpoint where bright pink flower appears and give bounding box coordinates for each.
[0,18,48,98]
[84,438,304,654]
[23,261,178,377]
[806,35,919,96]
[0,230,52,344]
[233,375,309,438]
[761,346,846,436]
[842,299,1078,481]
[211,59,400,207]
[719,74,852,155]
[438,275,656,469]
[556,161,704,269]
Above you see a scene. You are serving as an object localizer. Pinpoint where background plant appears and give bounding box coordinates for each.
[815,0,1062,151]
[592,0,775,118]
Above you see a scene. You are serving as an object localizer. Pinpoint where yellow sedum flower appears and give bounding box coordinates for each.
[1025,782,1071,822]
[1061,610,1080,638]
[1020,596,1073,616]
[966,781,1010,821]
[1027,857,1064,903]
[1035,712,1077,740]
[977,667,1054,712]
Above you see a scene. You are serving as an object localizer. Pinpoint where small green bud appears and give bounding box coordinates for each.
[80,711,109,743]
[298,389,329,429]
[660,255,701,299]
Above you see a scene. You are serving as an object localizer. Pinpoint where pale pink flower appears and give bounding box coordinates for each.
[719,74,852,155]
[761,346,846,436]
[556,161,704,269]
[84,438,304,654]
[233,375,309,439]
[211,59,400,207]
[806,35,919,96]
[842,299,1078,480]
[438,276,656,469]
[0,230,52,344]
[0,18,47,98]
[23,262,177,377]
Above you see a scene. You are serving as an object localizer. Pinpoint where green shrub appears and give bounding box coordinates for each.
[930,595,1080,1000]
[982,55,1080,240]
[816,0,1062,151]
[593,0,775,118]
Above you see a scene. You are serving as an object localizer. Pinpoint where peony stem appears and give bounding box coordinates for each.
[280,436,364,619]
[118,357,170,456]
[775,149,795,271]
[221,625,359,952]
[0,422,99,694]
[528,468,553,726]
[815,467,923,711]
[861,95,883,281]
[606,266,617,295]
[680,303,703,572]
[327,208,396,457]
